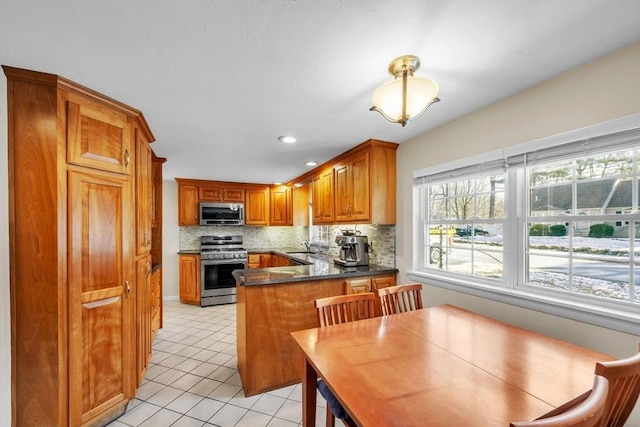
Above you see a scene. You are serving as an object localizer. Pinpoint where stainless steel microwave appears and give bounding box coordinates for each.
[199,202,244,226]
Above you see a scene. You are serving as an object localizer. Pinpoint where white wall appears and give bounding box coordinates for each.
[163,179,180,299]
[396,42,640,421]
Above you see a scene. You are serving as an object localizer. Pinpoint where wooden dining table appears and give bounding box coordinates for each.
[290,304,614,427]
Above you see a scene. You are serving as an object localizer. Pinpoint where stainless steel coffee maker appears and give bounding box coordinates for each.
[334,234,369,267]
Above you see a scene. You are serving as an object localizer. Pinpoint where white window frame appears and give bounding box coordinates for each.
[408,114,640,335]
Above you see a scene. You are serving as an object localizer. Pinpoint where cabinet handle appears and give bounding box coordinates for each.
[125,280,131,297]
[124,149,130,167]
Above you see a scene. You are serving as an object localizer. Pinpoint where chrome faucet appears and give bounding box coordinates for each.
[302,240,311,251]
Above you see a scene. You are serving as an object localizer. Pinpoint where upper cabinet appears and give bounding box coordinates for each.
[310,140,397,225]
[245,185,270,225]
[199,184,244,202]
[270,185,292,226]
[312,167,335,224]
[135,125,153,255]
[66,95,132,175]
[177,182,199,226]
[334,150,370,222]
[175,139,397,227]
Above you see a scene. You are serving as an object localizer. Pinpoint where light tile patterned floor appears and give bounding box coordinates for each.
[108,300,328,427]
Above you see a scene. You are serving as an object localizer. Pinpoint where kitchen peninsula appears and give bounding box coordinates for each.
[233,251,397,396]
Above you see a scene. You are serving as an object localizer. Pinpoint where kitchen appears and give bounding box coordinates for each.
[2,1,640,426]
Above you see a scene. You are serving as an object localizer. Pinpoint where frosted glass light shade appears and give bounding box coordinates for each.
[371,75,439,125]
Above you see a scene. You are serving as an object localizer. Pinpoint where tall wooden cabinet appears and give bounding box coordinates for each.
[5,66,158,426]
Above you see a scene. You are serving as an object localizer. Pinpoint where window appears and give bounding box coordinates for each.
[411,117,640,334]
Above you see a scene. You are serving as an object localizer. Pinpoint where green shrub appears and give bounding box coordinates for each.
[549,224,567,236]
[529,224,548,236]
[588,223,614,238]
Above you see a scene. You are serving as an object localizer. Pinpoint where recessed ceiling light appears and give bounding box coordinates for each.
[278,135,296,143]
[293,183,303,187]
[305,161,318,167]
[273,182,282,185]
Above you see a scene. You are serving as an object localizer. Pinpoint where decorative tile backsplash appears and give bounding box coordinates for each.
[179,224,396,267]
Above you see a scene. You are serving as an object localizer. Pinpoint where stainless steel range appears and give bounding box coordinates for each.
[200,235,247,306]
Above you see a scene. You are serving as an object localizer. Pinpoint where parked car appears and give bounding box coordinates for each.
[455,225,489,237]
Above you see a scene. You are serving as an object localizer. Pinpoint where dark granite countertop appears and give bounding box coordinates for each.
[177,249,200,255]
[234,248,397,286]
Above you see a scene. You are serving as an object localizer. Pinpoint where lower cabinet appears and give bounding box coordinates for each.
[136,256,152,386]
[180,254,201,305]
[151,267,162,341]
[237,273,397,396]
[344,276,395,316]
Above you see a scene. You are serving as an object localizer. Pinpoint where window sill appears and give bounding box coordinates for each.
[407,270,640,335]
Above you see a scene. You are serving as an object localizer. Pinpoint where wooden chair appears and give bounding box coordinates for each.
[315,292,376,327]
[510,375,609,427]
[594,347,640,427]
[314,293,376,427]
[377,283,423,315]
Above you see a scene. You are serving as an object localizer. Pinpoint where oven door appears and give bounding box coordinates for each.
[200,258,246,306]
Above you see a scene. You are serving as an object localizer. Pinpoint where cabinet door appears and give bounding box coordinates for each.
[67,99,132,175]
[245,187,269,225]
[199,185,223,201]
[136,255,152,386]
[335,151,370,223]
[135,128,152,255]
[334,163,350,222]
[260,254,272,268]
[349,151,370,221]
[150,268,161,341]
[270,185,291,226]
[178,185,199,225]
[344,278,372,294]
[68,170,133,425]
[179,254,201,305]
[312,168,334,224]
[223,186,245,202]
[248,254,261,269]
[292,184,310,226]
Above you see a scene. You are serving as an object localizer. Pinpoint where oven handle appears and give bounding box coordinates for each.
[201,258,248,266]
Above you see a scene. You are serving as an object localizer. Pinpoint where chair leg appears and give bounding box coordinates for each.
[326,405,335,427]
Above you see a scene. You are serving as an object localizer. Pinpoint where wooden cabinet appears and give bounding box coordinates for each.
[335,151,370,222]
[344,278,373,294]
[292,183,310,226]
[312,167,335,224]
[178,183,199,226]
[179,254,201,305]
[66,95,132,175]
[249,253,272,268]
[5,66,155,426]
[135,126,153,255]
[237,272,397,396]
[199,184,245,202]
[150,267,162,341]
[68,169,134,426]
[245,186,270,225]
[270,185,292,226]
[135,256,152,386]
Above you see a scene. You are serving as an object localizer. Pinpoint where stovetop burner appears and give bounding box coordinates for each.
[200,235,247,260]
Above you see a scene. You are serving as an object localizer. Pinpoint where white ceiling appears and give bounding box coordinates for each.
[1,1,639,184]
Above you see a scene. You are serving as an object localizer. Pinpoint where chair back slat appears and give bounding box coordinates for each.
[315,293,376,327]
[594,348,640,427]
[377,284,423,316]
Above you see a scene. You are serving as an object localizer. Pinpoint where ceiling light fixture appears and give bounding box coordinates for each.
[305,161,318,167]
[370,55,440,127]
[278,135,296,143]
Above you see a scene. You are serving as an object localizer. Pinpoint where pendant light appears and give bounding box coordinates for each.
[370,55,440,127]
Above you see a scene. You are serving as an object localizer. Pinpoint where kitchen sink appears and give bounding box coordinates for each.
[285,251,317,254]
